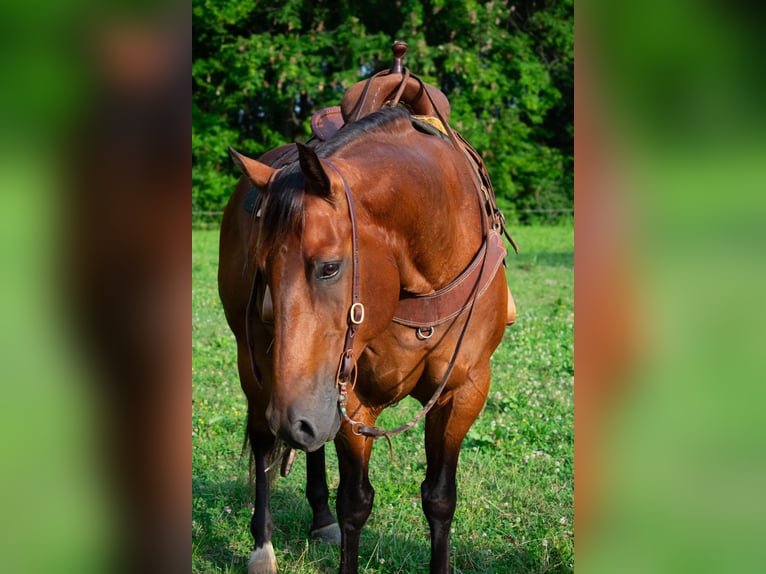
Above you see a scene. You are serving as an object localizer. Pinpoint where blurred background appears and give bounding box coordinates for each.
[0,0,189,573]
[577,1,766,572]
[0,0,764,572]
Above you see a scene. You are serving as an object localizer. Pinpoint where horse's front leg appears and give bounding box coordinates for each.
[421,369,490,574]
[247,428,277,574]
[334,425,375,574]
[305,446,341,544]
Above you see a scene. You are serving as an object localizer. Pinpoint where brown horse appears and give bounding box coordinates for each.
[219,105,511,573]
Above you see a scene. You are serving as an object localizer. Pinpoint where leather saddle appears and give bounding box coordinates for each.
[252,41,517,328]
[311,67,452,142]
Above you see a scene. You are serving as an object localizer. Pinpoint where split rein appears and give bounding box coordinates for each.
[323,159,490,454]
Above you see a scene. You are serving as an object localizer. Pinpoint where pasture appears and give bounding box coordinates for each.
[192,223,573,573]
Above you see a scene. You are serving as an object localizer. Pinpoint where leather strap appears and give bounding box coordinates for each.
[322,159,364,384]
[393,229,506,328]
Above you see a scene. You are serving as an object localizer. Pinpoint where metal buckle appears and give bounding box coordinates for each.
[416,326,434,340]
[349,302,365,325]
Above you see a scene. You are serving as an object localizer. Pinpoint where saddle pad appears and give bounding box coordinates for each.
[411,114,448,137]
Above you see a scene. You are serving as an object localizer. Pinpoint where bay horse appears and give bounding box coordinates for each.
[218,105,512,573]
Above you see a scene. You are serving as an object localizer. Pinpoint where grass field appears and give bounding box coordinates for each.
[192,223,573,573]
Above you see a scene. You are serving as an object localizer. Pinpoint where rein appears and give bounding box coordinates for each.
[322,158,492,446]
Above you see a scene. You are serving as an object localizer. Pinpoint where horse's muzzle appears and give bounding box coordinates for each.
[267,396,341,452]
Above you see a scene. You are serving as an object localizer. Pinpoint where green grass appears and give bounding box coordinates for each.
[193,223,573,573]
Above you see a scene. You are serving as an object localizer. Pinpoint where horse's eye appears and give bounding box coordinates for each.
[316,261,341,280]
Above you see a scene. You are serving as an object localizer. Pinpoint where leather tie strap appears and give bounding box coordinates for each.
[393,229,506,328]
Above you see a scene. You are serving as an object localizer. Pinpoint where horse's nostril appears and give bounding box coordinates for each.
[282,406,334,451]
[297,419,316,440]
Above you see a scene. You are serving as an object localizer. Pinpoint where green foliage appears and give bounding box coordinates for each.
[192,0,573,223]
[192,223,574,572]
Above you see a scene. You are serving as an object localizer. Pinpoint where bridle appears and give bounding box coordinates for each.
[322,159,364,388]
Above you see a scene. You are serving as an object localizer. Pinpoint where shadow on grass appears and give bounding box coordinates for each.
[193,477,252,574]
[193,476,569,574]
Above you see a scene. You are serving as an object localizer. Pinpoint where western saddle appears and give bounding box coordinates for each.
[255,41,517,327]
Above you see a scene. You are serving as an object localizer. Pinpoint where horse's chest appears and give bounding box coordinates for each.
[357,342,425,403]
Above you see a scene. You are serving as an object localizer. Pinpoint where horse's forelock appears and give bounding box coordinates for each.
[254,165,306,262]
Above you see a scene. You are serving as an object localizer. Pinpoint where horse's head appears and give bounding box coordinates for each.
[230,142,400,451]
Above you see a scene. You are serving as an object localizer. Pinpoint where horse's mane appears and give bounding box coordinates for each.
[315,105,411,158]
[255,106,412,260]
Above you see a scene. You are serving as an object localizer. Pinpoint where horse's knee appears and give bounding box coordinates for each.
[337,481,375,528]
[421,482,456,523]
[247,542,277,574]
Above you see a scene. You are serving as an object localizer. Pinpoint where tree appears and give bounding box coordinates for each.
[192,0,573,223]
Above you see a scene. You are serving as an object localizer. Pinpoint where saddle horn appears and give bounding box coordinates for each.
[391,40,407,75]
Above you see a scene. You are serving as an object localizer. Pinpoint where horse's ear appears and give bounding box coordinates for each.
[296,142,332,198]
[228,147,275,188]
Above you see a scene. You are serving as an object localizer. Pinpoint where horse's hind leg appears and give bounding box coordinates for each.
[247,426,278,574]
[421,368,490,573]
[306,446,341,544]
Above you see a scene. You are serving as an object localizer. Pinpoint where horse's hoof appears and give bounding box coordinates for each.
[310,522,341,545]
[247,542,277,574]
